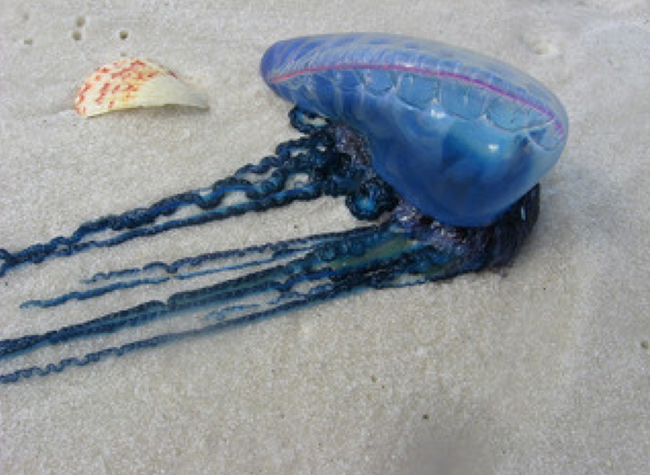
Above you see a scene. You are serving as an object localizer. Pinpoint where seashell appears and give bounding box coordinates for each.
[74,58,208,117]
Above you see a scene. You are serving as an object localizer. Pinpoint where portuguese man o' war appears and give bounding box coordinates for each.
[0,33,568,384]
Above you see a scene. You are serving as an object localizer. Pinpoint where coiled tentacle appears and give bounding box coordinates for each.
[0,109,395,278]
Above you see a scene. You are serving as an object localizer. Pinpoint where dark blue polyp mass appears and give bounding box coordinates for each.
[0,34,567,383]
[262,33,568,226]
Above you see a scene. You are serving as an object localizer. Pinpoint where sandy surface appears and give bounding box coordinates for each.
[1,1,649,473]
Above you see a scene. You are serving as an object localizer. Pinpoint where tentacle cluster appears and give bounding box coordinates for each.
[0,108,397,278]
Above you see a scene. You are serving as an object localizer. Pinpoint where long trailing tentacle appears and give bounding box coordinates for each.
[0,108,396,278]
[0,185,538,384]
[0,223,393,360]
[0,222,399,383]
[20,226,375,309]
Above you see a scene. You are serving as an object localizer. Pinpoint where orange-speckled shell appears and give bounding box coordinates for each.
[75,58,208,117]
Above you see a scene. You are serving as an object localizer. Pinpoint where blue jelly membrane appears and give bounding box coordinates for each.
[261,33,568,226]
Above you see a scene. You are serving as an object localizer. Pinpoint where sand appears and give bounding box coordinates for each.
[1,1,648,473]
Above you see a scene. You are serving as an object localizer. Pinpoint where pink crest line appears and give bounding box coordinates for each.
[268,62,565,136]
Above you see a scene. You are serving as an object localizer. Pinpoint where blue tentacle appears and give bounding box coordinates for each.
[0,109,384,277]
[21,227,368,309]
[0,184,538,384]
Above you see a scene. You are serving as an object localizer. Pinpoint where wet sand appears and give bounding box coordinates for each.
[1,1,648,473]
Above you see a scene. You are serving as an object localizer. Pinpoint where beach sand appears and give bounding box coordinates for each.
[1,1,648,473]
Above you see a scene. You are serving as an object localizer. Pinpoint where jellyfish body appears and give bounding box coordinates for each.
[0,34,566,383]
[261,33,568,226]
